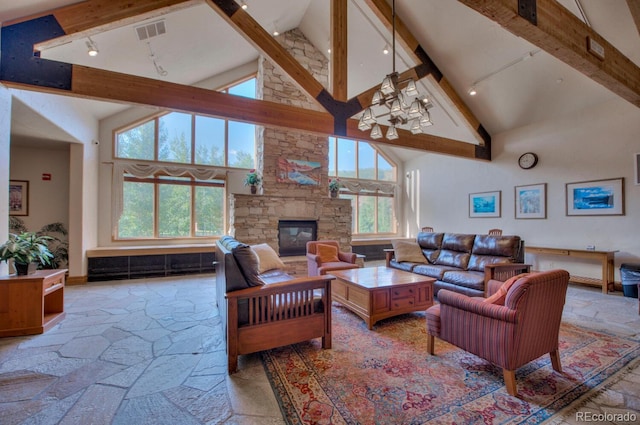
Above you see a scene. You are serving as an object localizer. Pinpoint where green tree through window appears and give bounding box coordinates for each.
[328,137,397,235]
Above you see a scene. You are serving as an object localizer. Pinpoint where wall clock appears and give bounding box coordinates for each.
[518,152,538,169]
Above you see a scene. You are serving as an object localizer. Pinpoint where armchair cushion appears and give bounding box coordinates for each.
[252,243,286,273]
[392,240,428,263]
[483,273,528,305]
[317,243,340,263]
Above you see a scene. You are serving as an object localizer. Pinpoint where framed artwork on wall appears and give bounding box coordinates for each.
[469,190,501,218]
[9,180,29,216]
[635,153,640,185]
[276,157,321,185]
[515,183,546,219]
[566,178,625,216]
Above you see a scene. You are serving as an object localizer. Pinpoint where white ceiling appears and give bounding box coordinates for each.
[2,0,639,158]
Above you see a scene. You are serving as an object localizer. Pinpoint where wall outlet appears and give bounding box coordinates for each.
[586,245,595,251]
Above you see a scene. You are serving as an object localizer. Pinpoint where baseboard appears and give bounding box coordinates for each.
[67,275,87,285]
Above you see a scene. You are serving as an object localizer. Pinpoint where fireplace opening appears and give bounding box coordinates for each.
[278,220,317,257]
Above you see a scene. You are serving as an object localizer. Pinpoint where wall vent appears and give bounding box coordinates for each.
[135,20,166,41]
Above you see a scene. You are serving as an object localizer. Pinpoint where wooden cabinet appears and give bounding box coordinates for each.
[0,269,67,337]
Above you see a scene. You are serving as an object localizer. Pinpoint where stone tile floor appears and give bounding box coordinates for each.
[0,272,638,424]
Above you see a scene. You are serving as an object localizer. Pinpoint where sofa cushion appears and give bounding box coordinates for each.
[472,234,521,258]
[412,264,459,280]
[232,244,264,287]
[252,243,286,273]
[433,249,471,269]
[417,232,444,263]
[392,240,428,263]
[316,243,340,263]
[441,233,476,253]
[440,270,485,292]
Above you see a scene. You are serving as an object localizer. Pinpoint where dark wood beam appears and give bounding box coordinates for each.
[331,0,348,101]
[363,0,491,146]
[627,0,640,37]
[459,0,640,108]
[205,0,326,101]
[1,0,491,161]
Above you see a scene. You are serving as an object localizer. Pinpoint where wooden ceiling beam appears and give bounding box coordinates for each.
[331,0,349,101]
[363,0,490,146]
[627,0,640,37]
[1,0,491,160]
[459,0,640,108]
[205,0,326,102]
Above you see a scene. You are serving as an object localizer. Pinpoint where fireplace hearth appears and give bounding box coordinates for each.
[278,220,317,257]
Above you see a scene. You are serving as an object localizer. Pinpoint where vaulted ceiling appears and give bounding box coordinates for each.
[2,0,639,161]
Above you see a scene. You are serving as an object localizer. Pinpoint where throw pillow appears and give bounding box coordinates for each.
[483,273,529,305]
[251,243,286,273]
[232,244,264,287]
[316,243,340,263]
[392,240,428,263]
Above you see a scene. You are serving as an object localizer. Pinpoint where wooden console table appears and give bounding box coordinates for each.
[525,246,616,294]
[0,269,67,337]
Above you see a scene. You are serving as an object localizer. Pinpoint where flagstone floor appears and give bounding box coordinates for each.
[0,269,638,424]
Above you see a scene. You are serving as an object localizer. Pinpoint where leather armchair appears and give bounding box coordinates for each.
[306,240,359,276]
[425,269,570,396]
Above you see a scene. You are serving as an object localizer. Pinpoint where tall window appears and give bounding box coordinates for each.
[328,137,397,235]
[114,78,256,239]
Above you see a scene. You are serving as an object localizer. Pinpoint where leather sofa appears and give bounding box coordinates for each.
[215,236,334,373]
[386,232,529,297]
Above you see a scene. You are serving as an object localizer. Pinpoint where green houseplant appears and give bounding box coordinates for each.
[0,232,54,275]
[243,169,262,194]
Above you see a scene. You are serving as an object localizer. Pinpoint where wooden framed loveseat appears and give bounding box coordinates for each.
[215,236,334,373]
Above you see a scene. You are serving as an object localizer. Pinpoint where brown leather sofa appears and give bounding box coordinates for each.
[386,232,529,297]
[216,236,334,373]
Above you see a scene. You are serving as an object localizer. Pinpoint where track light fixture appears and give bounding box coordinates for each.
[86,37,98,56]
[146,41,168,77]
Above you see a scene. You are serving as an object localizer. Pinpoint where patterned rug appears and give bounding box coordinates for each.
[262,304,640,425]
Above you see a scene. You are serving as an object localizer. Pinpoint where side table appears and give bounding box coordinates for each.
[0,269,67,337]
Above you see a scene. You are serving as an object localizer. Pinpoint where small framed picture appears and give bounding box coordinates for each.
[9,180,29,216]
[515,183,546,219]
[635,153,640,185]
[469,190,501,218]
[566,178,624,216]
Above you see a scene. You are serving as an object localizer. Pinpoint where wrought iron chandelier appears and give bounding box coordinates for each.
[358,0,433,140]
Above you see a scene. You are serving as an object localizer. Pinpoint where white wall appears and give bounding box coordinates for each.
[0,88,11,276]
[8,146,70,233]
[403,97,640,280]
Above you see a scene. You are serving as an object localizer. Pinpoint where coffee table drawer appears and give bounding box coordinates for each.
[392,297,416,310]
[391,286,416,299]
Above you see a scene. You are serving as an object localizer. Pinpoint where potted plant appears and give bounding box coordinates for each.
[329,178,341,198]
[243,169,262,194]
[0,232,54,275]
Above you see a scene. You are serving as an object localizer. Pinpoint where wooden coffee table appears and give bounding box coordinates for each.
[330,266,435,329]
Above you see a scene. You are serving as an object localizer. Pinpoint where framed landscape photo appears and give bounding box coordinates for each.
[515,183,546,219]
[9,180,29,216]
[469,190,501,218]
[566,178,625,216]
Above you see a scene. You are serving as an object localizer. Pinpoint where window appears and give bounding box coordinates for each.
[328,137,397,235]
[114,77,256,240]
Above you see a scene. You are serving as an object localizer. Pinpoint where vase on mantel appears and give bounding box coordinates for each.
[250,185,257,195]
[330,190,338,198]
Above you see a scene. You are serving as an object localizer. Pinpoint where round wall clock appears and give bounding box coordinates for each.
[518,152,538,169]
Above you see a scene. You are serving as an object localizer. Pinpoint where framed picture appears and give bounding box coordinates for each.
[276,158,321,185]
[566,178,625,216]
[469,190,501,218]
[515,183,547,219]
[9,180,29,216]
[635,153,640,185]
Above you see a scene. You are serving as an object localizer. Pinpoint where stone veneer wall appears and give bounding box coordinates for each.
[230,28,353,276]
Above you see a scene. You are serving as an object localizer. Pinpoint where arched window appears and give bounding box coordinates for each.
[328,137,397,235]
[114,78,256,239]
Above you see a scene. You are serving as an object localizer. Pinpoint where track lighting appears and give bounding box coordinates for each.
[86,37,98,56]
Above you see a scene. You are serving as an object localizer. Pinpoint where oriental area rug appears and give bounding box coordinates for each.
[262,304,640,425]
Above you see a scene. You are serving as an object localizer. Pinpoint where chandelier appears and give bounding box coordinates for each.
[358,0,433,140]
